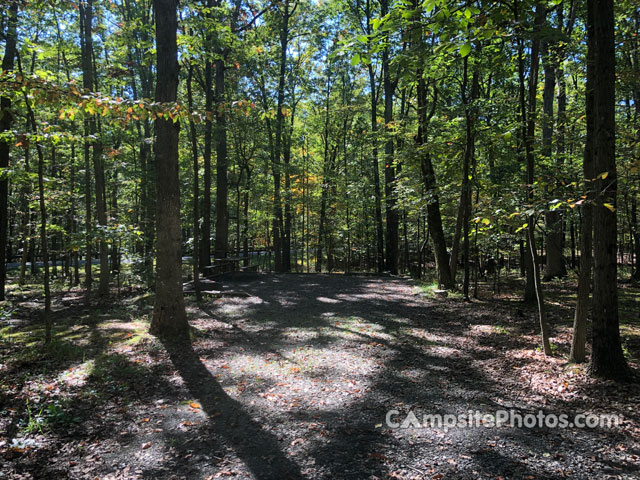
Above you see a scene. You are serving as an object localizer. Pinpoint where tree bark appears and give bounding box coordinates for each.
[272,0,295,273]
[570,0,595,363]
[22,74,52,343]
[461,60,479,299]
[588,0,629,380]
[200,2,213,271]
[416,74,453,289]
[187,63,201,301]
[0,2,18,301]
[381,0,398,275]
[517,2,541,305]
[368,62,384,273]
[542,42,566,280]
[316,71,333,272]
[80,1,95,296]
[150,0,189,338]
[519,2,551,353]
[214,58,229,260]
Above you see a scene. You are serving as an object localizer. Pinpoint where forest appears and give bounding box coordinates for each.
[1,0,639,478]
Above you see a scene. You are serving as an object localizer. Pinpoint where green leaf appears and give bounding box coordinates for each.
[603,203,615,212]
[460,42,472,58]
[350,54,361,66]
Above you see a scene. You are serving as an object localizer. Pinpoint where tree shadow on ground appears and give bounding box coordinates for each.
[160,337,303,479]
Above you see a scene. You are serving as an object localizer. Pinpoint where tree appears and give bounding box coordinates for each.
[570,0,595,364]
[588,0,629,380]
[79,0,109,299]
[149,0,189,338]
[380,0,398,275]
[0,1,18,301]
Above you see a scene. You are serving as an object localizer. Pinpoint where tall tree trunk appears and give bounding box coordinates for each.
[94,141,109,296]
[82,0,109,297]
[80,1,96,297]
[631,198,640,281]
[416,74,454,289]
[18,130,32,287]
[362,0,384,273]
[187,63,201,301]
[70,144,80,286]
[449,191,465,281]
[570,0,595,363]
[316,74,332,272]
[214,58,229,260]
[22,77,52,343]
[519,2,551,353]
[542,43,566,280]
[517,2,539,304]
[200,73,212,268]
[272,0,295,273]
[381,0,398,275]
[589,0,629,380]
[150,0,189,338]
[368,64,384,273]
[36,142,51,343]
[461,60,479,299]
[200,10,213,270]
[283,100,296,272]
[243,167,251,267]
[0,2,18,301]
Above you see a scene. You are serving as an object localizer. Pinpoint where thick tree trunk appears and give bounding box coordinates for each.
[0,2,18,301]
[150,0,189,338]
[589,0,629,380]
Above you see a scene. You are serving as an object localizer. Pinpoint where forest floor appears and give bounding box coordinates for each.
[1,272,640,479]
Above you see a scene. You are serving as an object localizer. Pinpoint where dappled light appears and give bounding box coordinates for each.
[2,0,640,477]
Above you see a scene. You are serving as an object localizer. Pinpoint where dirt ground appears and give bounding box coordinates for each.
[1,273,639,479]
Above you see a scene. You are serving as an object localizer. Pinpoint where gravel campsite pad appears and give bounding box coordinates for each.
[1,273,639,479]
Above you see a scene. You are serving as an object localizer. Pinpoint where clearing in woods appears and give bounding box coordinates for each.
[1,273,639,479]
